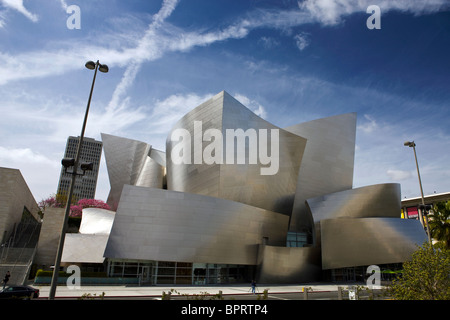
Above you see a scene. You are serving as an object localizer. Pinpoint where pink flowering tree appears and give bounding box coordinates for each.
[39,195,110,218]
[69,198,111,218]
[38,195,64,210]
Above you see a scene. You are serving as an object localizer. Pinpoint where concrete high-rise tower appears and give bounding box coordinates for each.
[57,136,102,201]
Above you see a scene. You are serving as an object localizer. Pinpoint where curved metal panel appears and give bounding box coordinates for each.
[257,245,321,283]
[101,133,165,209]
[62,208,115,264]
[166,92,224,198]
[135,156,165,188]
[79,208,116,235]
[62,234,109,264]
[97,92,427,283]
[104,185,289,265]
[306,183,402,223]
[166,91,306,215]
[321,218,427,269]
[285,113,356,232]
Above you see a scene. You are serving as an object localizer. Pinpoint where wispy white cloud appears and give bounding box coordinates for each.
[3,0,445,88]
[258,37,280,49]
[106,0,179,112]
[357,114,378,133]
[0,10,6,28]
[299,0,449,26]
[294,32,311,51]
[354,110,450,197]
[387,169,412,181]
[0,3,310,86]
[1,0,38,23]
[140,92,268,150]
[0,146,60,201]
[58,0,68,10]
[0,146,55,166]
[107,62,142,112]
[148,92,214,134]
[1,0,449,202]
[233,94,268,119]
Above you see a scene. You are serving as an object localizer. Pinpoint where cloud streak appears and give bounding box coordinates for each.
[294,32,311,51]
[106,0,179,112]
[354,110,450,197]
[1,0,38,23]
[2,0,448,87]
[299,0,449,25]
[1,0,449,202]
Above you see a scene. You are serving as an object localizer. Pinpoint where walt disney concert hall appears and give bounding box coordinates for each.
[92,91,426,284]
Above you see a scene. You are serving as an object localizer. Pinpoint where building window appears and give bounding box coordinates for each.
[107,259,249,285]
[286,232,308,247]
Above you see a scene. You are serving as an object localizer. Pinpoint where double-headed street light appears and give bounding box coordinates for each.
[49,60,108,300]
[404,141,432,244]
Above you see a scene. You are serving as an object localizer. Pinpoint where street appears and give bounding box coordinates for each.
[41,288,390,300]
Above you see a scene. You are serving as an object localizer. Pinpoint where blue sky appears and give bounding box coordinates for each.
[0,0,449,203]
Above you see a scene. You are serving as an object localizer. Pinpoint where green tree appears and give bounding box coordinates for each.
[390,243,450,300]
[428,201,450,248]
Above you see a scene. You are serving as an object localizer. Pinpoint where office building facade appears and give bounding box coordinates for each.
[57,136,102,201]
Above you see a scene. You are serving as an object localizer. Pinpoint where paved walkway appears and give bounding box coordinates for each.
[35,282,366,299]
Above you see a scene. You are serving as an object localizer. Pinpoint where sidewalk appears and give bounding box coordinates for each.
[35,282,361,299]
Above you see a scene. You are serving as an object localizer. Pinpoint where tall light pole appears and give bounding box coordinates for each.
[49,60,108,300]
[404,141,432,244]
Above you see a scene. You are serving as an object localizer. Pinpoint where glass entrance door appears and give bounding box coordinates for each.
[140,266,150,284]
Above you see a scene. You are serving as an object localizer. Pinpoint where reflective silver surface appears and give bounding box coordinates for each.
[62,234,109,264]
[257,245,322,283]
[321,218,427,269]
[166,91,306,215]
[78,208,116,234]
[285,113,357,233]
[307,183,428,270]
[101,133,165,209]
[306,183,402,223]
[98,91,428,284]
[104,185,289,265]
[62,208,115,264]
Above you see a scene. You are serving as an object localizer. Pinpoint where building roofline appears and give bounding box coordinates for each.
[401,191,450,205]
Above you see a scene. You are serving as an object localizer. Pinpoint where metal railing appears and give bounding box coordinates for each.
[1,222,41,285]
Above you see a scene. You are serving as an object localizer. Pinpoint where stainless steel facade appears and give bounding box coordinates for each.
[305,184,427,270]
[101,133,165,209]
[62,208,115,264]
[257,245,322,283]
[321,218,427,269]
[104,185,289,265]
[166,91,306,215]
[99,91,428,284]
[285,113,356,234]
[306,183,402,232]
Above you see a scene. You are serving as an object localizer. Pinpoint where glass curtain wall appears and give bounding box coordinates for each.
[107,259,250,285]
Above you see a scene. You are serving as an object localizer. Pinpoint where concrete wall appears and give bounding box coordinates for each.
[34,207,65,268]
[0,167,40,243]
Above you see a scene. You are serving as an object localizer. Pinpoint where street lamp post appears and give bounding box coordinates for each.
[404,141,432,244]
[48,60,108,300]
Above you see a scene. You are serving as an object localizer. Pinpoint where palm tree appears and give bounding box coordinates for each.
[428,201,450,249]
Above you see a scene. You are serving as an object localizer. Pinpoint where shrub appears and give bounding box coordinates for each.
[390,242,450,300]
